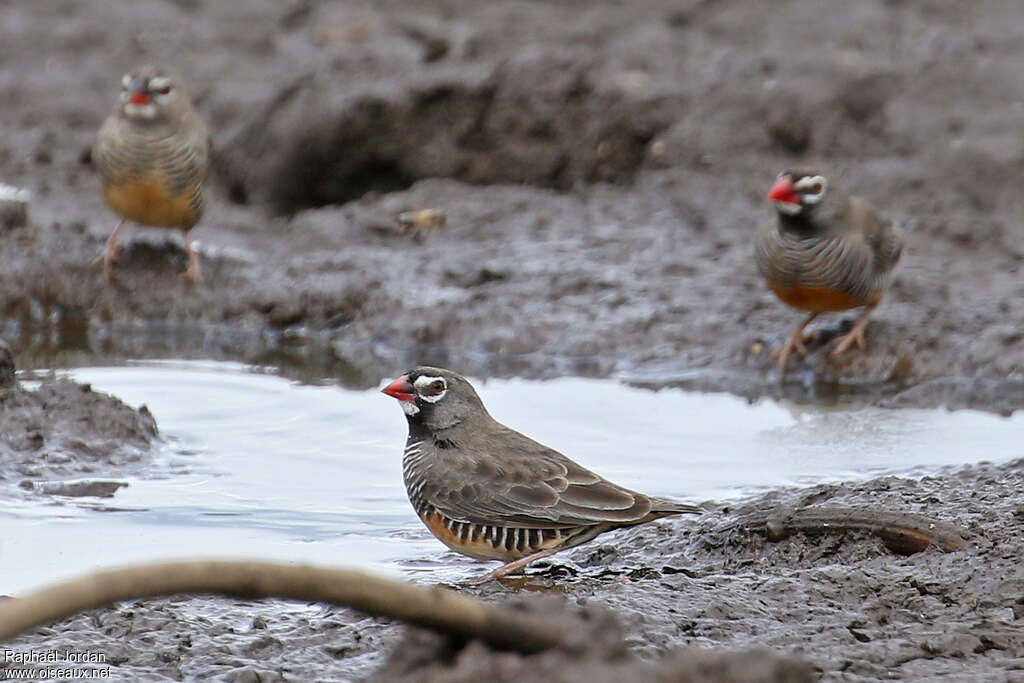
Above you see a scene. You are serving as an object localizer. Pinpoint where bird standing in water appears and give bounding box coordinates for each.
[93,66,210,283]
[756,170,903,372]
[382,366,702,583]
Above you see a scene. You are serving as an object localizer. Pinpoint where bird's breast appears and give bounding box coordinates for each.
[102,178,202,229]
[769,282,869,313]
[756,228,884,310]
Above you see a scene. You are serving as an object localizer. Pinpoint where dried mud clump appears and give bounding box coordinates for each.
[0,340,158,491]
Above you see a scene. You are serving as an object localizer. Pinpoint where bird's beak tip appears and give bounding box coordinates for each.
[766,175,797,204]
[382,375,416,402]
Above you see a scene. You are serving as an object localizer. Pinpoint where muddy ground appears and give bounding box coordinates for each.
[0,0,1022,410]
[3,443,1023,681]
[1,0,1023,681]
[0,340,157,498]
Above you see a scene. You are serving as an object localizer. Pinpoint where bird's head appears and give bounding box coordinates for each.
[766,170,829,218]
[115,66,187,123]
[382,366,486,431]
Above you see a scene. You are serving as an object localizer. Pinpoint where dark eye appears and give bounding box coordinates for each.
[428,379,445,393]
[148,78,173,95]
[809,182,823,194]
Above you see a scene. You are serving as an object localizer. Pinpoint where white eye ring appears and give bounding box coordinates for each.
[149,76,172,92]
[794,175,828,204]
[413,375,447,403]
[121,74,132,89]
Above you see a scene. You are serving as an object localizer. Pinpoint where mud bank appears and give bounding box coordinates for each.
[0,341,157,495]
[0,1,1021,412]
[3,457,1021,680]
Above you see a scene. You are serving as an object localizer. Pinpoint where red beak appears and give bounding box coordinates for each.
[382,374,416,403]
[767,175,799,205]
[128,90,150,106]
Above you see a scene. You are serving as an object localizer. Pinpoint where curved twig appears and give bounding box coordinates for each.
[0,560,566,653]
[728,505,968,554]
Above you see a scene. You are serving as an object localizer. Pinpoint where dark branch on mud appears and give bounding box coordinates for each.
[0,560,567,654]
[727,506,969,554]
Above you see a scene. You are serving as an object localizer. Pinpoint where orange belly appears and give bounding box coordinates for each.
[770,283,871,313]
[103,179,199,229]
[419,509,572,562]
[420,510,520,561]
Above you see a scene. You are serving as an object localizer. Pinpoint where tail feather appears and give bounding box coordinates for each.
[650,497,704,516]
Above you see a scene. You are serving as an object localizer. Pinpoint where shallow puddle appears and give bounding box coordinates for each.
[2,361,1022,594]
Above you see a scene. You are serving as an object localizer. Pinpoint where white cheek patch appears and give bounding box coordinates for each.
[794,175,828,205]
[413,375,447,404]
[401,401,420,416]
[124,103,158,120]
[775,201,802,216]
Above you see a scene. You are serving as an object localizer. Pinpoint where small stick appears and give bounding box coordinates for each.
[0,560,566,653]
[727,506,968,554]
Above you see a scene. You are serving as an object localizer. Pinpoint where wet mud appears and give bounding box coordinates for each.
[367,598,814,683]
[3,458,1022,681]
[0,341,157,496]
[0,0,1022,412]
[1,0,1023,681]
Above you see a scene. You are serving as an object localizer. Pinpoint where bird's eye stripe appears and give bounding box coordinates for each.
[414,375,446,392]
[413,375,448,402]
[794,175,827,193]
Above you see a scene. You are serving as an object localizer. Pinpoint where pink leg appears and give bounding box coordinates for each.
[467,549,556,586]
[769,312,818,373]
[830,303,877,357]
[93,219,128,276]
[182,232,203,284]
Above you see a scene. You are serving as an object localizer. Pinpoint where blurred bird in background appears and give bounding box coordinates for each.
[93,66,210,283]
[756,169,904,372]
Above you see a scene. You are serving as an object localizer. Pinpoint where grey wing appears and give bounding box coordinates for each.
[753,221,781,282]
[169,113,211,190]
[186,113,212,179]
[851,197,903,276]
[92,117,122,184]
[873,217,904,275]
[420,427,658,528]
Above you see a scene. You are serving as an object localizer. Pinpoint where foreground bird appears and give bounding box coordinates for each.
[382,366,702,583]
[93,66,210,283]
[755,169,903,372]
